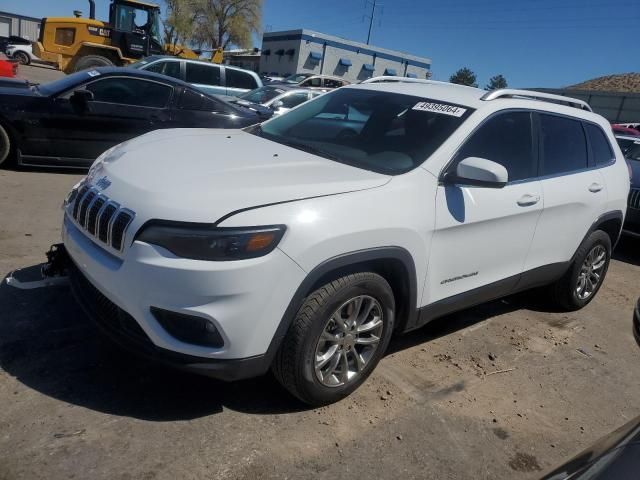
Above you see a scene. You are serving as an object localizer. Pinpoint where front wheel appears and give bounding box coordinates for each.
[13,51,30,65]
[272,272,395,406]
[550,230,611,311]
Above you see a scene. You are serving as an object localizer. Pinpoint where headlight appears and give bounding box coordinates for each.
[136,222,286,261]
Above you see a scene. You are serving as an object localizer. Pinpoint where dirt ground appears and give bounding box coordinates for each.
[1,167,639,480]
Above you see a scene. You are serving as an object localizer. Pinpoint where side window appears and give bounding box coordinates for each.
[179,88,223,112]
[280,93,309,109]
[55,28,75,46]
[186,63,221,86]
[455,111,535,182]
[301,77,322,88]
[324,78,343,89]
[540,114,588,176]
[225,69,258,90]
[85,78,172,108]
[145,61,181,80]
[585,123,615,165]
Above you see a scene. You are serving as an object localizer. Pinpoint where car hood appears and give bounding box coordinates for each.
[85,128,390,224]
[0,78,35,95]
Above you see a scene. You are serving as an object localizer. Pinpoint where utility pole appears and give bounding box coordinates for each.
[365,0,378,45]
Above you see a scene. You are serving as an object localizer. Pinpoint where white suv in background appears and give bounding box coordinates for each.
[62,77,629,405]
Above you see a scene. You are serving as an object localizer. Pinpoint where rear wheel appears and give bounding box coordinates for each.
[13,51,30,65]
[550,230,611,311]
[73,55,114,72]
[272,272,395,406]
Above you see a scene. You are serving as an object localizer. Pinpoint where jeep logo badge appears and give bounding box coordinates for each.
[95,176,111,191]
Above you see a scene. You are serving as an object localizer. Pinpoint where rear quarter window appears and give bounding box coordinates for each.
[585,123,615,165]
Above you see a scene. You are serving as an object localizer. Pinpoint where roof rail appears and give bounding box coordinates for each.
[361,76,450,87]
[481,89,592,112]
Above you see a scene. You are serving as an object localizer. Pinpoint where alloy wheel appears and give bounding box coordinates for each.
[314,295,384,387]
[576,245,607,300]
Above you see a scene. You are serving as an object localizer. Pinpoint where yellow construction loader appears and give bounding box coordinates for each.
[33,0,222,73]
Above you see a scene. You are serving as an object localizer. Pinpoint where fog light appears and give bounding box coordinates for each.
[151,307,224,348]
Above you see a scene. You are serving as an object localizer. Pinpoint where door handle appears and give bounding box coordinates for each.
[517,194,540,207]
[589,183,604,193]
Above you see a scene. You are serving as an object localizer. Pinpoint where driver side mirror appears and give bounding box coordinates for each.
[70,89,94,113]
[271,100,284,110]
[444,157,508,188]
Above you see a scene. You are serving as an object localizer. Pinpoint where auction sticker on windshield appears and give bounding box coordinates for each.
[412,101,467,117]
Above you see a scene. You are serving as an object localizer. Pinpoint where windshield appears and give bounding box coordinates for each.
[239,86,286,104]
[251,88,474,174]
[283,73,311,84]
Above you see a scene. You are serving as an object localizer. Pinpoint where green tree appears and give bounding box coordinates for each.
[163,0,203,49]
[485,74,508,91]
[194,0,262,50]
[449,67,478,87]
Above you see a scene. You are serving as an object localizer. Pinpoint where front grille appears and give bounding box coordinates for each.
[69,186,135,252]
[629,188,640,210]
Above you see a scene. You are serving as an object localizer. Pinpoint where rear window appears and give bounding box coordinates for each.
[252,88,474,174]
[585,123,614,165]
[540,114,588,176]
[186,63,221,86]
[226,68,258,90]
[179,89,222,112]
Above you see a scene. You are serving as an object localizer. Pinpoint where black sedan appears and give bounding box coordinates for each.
[541,415,640,479]
[0,67,260,168]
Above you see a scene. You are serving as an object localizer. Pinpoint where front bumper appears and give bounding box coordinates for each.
[622,207,640,238]
[62,214,306,373]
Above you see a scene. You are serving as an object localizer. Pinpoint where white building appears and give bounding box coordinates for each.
[259,29,431,82]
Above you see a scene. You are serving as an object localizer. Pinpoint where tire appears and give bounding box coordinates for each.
[272,272,395,406]
[0,123,12,167]
[550,230,611,311]
[73,55,114,72]
[13,51,30,65]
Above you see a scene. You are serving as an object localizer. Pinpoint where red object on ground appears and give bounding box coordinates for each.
[612,124,640,136]
[0,59,18,78]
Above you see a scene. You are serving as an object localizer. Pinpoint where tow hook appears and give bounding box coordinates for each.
[5,244,70,290]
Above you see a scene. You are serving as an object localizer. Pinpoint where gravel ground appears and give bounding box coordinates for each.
[0,167,639,480]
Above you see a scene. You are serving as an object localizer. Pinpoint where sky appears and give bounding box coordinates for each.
[7,0,640,88]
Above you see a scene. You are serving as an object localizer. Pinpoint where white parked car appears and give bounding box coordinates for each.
[61,77,629,405]
[6,43,39,65]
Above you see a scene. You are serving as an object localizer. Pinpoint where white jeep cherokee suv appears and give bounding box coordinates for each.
[62,77,629,405]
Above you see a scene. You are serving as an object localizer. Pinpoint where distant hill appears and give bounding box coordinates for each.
[567,73,640,93]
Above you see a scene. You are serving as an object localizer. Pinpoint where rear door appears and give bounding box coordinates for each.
[171,87,242,128]
[185,62,224,96]
[524,113,606,270]
[427,110,543,304]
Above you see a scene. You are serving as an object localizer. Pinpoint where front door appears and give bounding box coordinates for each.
[424,110,543,307]
[36,76,173,166]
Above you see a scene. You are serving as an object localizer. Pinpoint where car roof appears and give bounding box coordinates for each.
[350,78,606,122]
[137,56,260,76]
